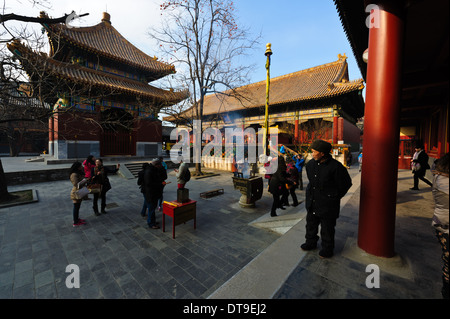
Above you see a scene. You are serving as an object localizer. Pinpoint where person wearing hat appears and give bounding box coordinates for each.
[301,139,352,258]
[410,142,432,190]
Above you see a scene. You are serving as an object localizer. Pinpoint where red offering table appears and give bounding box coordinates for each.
[162,200,197,239]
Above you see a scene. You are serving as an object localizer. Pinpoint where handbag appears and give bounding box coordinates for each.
[88,184,102,194]
[75,186,90,199]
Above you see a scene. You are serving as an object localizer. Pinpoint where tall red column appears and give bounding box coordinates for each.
[338,117,344,142]
[357,1,405,257]
[333,116,338,144]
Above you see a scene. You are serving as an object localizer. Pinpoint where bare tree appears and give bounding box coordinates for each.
[0,2,90,202]
[150,0,259,174]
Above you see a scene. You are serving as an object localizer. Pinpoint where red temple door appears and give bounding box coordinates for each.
[100,108,136,156]
[101,130,136,156]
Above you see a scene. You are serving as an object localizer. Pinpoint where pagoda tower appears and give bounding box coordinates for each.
[8,12,188,159]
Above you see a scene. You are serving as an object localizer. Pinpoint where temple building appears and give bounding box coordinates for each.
[166,54,365,153]
[8,12,188,159]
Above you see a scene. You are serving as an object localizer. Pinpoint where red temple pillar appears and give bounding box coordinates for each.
[333,117,338,144]
[358,1,405,257]
[332,106,339,144]
[338,117,344,142]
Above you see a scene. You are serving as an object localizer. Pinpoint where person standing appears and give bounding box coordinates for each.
[174,156,189,189]
[91,158,120,215]
[263,156,274,187]
[82,155,96,199]
[268,156,287,217]
[144,158,166,229]
[410,142,433,190]
[301,140,352,258]
[282,160,299,207]
[69,162,88,227]
[358,152,363,172]
[293,154,305,190]
[138,163,150,217]
[232,157,239,177]
[159,156,168,171]
[157,157,168,210]
[83,155,96,179]
[431,153,449,299]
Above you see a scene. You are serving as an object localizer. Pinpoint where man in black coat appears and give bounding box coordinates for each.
[301,140,352,258]
[410,142,432,190]
[143,158,167,229]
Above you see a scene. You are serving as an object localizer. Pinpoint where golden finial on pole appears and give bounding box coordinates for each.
[263,43,272,156]
[265,43,273,57]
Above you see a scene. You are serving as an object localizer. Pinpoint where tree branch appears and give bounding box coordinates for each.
[0,12,88,24]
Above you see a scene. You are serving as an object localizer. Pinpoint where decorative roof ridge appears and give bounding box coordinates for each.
[272,55,348,83]
[48,20,105,32]
[170,55,364,121]
[219,55,348,95]
[202,55,350,101]
[52,21,155,64]
[42,15,176,76]
[333,78,364,86]
[329,53,349,84]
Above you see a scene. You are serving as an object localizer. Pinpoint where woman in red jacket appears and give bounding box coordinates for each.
[83,155,96,179]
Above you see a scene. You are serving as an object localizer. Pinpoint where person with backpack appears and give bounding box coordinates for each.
[174,156,190,189]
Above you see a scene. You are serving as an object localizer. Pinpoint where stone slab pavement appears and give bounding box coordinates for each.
[0,161,283,299]
[272,169,444,299]
[0,156,446,302]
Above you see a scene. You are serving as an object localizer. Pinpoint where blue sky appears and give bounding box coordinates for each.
[3,0,363,86]
[233,0,362,82]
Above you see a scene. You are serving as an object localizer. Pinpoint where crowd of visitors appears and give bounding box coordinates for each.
[66,142,448,299]
[70,154,188,231]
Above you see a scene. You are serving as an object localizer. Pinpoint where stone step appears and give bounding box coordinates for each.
[124,163,145,178]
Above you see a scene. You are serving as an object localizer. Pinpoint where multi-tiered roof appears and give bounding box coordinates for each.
[8,12,188,107]
[166,54,364,122]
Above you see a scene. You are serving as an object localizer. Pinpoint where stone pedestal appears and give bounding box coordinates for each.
[232,176,263,208]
